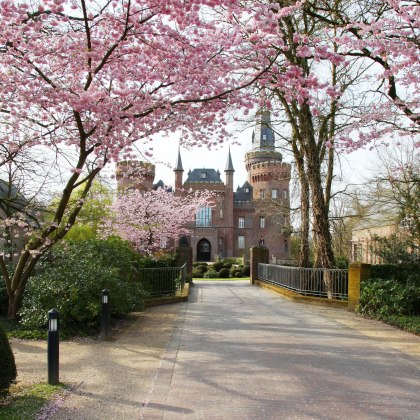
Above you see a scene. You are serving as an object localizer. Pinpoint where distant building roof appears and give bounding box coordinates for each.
[185,169,223,184]
[0,179,29,214]
[234,181,253,202]
[153,180,173,192]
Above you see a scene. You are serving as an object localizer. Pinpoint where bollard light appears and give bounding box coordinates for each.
[100,289,110,341]
[47,308,59,385]
[102,293,108,304]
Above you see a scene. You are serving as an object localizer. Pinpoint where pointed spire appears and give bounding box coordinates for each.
[174,146,183,171]
[225,146,234,172]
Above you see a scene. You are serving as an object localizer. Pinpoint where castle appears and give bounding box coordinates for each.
[117,110,291,262]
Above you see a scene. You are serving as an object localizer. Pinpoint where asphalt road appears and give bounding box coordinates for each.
[142,280,420,420]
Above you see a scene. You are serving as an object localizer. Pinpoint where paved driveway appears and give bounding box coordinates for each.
[142,280,420,420]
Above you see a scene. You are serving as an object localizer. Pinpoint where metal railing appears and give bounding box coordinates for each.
[258,264,348,300]
[138,264,186,297]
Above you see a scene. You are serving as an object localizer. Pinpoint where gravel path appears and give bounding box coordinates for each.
[11,304,182,420]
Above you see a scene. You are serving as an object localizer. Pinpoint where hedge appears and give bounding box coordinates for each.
[0,323,16,394]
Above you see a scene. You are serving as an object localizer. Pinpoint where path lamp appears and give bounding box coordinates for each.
[100,289,110,341]
[48,308,59,385]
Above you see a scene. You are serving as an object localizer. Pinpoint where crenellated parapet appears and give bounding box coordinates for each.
[116,160,155,192]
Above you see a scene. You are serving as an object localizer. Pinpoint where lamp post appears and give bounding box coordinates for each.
[47,309,59,385]
[100,289,110,340]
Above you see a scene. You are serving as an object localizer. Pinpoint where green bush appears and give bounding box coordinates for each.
[218,268,230,278]
[359,278,420,318]
[335,256,348,269]
[212,261,224,272]
[234,271,243,278]
[19,238,148,336]
[198,264,209,273]
[223,262,233,269]
[370,264,419,285]
[192,269,204,278]
[241,265,250,276]
[230,266,242,277]
[0,323,16,394]
[0,280,7,317]
[203,270,218,278]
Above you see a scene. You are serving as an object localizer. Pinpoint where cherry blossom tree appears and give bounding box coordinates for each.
[228,0,419,271]
[0,0,272,318]
[103,188,212,254]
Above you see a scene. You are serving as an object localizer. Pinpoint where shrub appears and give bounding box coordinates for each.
[212,261,224,272]
[359,278,420,318]
[223,262,233,269]
[198,264,209,273]
[192,269,204,278]
[218,268,230,278]
[0,280,7,317]
[335,256,348,269]
[241,265,250,276]
[230,266,242,277]
[203,270,218,278]
[370,264,419,285]
[19,238,148,336]
[0,323,16,395]
[235,271,243,278]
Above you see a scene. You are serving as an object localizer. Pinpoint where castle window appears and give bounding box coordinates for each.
[245,187,250,193]
[260,216,265,228]
[283,189,288,199]
[160,236,168,248]
[200,172,207,179]
[196,207,212,227]
[262,134,267,140]
[260,190,265,199]
[219,205,224,219]
[238,236,245,249]
[271,189,277,199]
[238,217,245,228]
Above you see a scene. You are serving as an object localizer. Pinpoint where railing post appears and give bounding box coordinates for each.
[250,246,269,285]
[348,263,371,310]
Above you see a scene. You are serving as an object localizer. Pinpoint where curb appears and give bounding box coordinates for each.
[144,283,190,308]
[254,280,348,309]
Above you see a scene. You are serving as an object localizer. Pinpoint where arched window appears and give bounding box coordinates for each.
[260,216,265,228]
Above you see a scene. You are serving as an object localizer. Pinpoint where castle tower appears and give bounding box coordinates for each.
[173,147,184,192]
[116,161,155,192]
[245,109,291,259]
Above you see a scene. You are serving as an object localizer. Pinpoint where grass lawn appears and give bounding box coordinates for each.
[377,314,420,336]
[0,383,65,419]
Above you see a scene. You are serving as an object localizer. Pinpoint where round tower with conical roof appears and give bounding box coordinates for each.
[116,160,155,192]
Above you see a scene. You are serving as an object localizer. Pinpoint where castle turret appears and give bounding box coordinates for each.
[245,109,291,259]
[116,161,155,192]
[224,147,235,257]
[173,147,184,192]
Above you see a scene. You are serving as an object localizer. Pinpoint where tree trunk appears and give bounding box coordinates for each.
[293,145,311,268]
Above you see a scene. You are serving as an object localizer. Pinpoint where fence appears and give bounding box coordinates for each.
[138,264,187,297]
[258,264,348,300]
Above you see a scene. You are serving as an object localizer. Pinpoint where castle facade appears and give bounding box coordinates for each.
[117,110,291,262]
